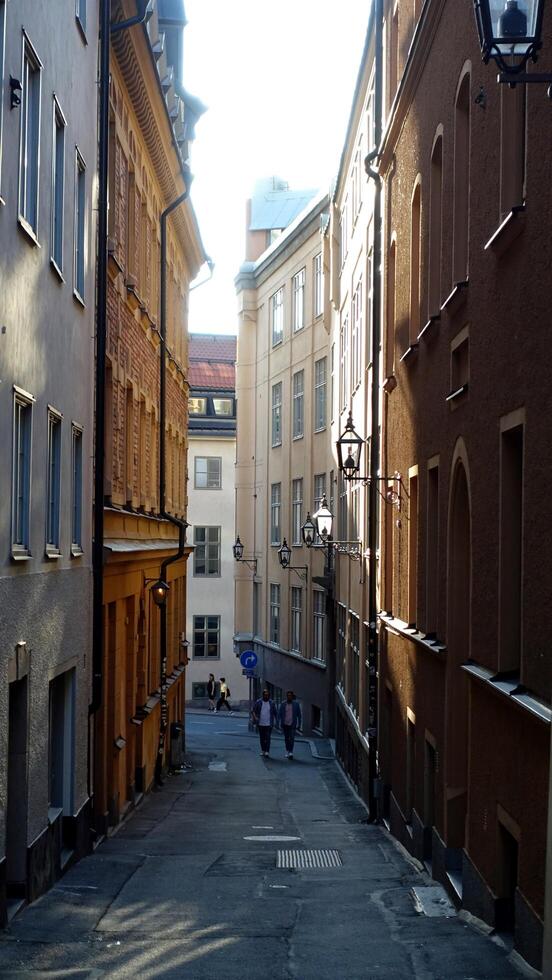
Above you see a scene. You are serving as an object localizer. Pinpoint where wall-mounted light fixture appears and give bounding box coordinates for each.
[144,577,170,607]
[277,538,308,580]
[336,412,406,510]
[302,495,362,561]
[232,534,257,573]
[473,0,551,88]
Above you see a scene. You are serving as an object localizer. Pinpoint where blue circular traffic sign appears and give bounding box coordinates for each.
[240,650,258,669]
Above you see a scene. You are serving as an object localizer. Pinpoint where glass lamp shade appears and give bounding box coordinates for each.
[278,538,292,568]
[473,0,544,72]
[313,494,333,542]
[302,513,316,548]
[233,535,244,561]
[151,579,170,607]
[336,412,363,480]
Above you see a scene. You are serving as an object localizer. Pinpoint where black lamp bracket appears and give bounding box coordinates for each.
[235,556,257,573]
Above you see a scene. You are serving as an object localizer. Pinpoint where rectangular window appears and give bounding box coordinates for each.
[352,147,362,221]
[314,357,327,432]
[313,252,323,318]
[448,328,469,403]
[0,2,5,191]
[51,99,66,273]
[46,410,62,553]
[271,287,284,346]
[49,669,75,813]
[74,149,86,301]
[337,603,346,689]
[270,483,281,545]
[193,615,220,658]
[76,0,87,34]
[314,473,326,545]
[330,344,335,422]
[351,485,360,542]
[408,472,418,626]
[351,279,363,390]
[349,613,360,716]
[271,382,282,447]
[213,397,233,416]
[12,388,34,555]
[291,586,302,653]
[292,268,305,332]
[426,462,439,635]
[313,590,326,662]
[338,472,347,541]
[292,370,304,439]
[340,314,349,410]
[340,198,349,268]
[193,526,221,577]
[189,397,207,415]
[270,584,280,645]
[19,35,42,235]
[292,478,303,546]
[194,456,222,489]
[499,420,524,674]
[71,426,83,553]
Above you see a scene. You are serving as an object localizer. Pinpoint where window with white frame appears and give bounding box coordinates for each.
[270,483,281,545]
[314,473,326,545]
[46,409,62,554]
[271,287,284,346]
[292,268,305,332]
[213,397,233,416]
[337,603,346,689]
[351,485,360,543]
[292,370,304,439]
[314,252,323,318]
[351,279,363,390]
[291,586,302,653]
[352,147,362,221]
[270,584,280,645]
[340,313,349,410]
[19,35,42,235]
[314,357,327,432]
[338,471,347,541]
[330,344,335,422]
[340,198,349,268]
[12,388,34,555]
[71,425,83,553]
[193,526,221,576]
[76,0,87,35]
[51,99,66,273]
[271,382,282,447]
[349,612,360,716]
[313,590,326,662]
[189,397,207,415]
[292,478,303,546]
[0,2,7,192]
[74,149,86,301]
[193,615,220,658]
[194,456,221,489]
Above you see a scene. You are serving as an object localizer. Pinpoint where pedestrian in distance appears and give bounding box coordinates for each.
[252,689,278,757]
[278,690,302,759]
[207,673,216,712]
[215,677,233,714]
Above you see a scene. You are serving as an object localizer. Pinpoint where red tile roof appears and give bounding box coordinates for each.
[189,361,235,389]
[189,334,237,363]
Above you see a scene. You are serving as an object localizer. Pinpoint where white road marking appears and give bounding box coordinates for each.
[243,835,301,842]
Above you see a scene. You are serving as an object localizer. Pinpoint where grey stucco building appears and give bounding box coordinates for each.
[0,0,98,921]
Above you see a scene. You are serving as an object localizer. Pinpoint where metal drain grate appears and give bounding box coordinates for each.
[276,848,342,869]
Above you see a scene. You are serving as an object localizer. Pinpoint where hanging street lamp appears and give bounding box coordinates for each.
[312,494,333,543]
[336,411,364,481]
[473,0,550,86]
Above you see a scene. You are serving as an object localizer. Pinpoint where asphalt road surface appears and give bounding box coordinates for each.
[0,712,533,979]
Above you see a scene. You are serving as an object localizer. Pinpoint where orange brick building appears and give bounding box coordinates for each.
[93,1,206,831]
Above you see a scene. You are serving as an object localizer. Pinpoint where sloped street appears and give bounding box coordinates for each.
[0,714,531,979]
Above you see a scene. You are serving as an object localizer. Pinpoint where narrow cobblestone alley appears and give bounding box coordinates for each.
[0,714,533,979]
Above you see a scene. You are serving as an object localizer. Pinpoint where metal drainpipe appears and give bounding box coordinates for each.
[154,183,192,786]
[365,0,383,822]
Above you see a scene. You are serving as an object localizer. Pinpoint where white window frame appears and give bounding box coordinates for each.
[76,0,87,37]
[19,33,43,239]
[271,382,282,447]
[313,590,326,662]
[292,370,304,440]
[340,313,349,411]
[74,147,86,303]
[192,614,221,659]
[193,526,221,577]
[271,287,284,346]
[46,407,63,556]
[194,456,222,489]
[351,279,363,391]
[270,483,281,545]
[71,424,83,555]
[291,586,302,653]
[314,357,327,432]
[51,97,66,276]
[313,252,323,318]
[292,268,305,332]
[270,584,280,645]
[292,478,303,546]
[313,473,326,546]
[12,386,35,557]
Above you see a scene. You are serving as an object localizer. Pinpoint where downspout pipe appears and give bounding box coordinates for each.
[365,0,383,822]
[154,180,192,785]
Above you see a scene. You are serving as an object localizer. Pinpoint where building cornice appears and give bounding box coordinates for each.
[379,0,447,176]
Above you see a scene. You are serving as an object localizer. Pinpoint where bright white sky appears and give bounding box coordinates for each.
[183,0,370,335]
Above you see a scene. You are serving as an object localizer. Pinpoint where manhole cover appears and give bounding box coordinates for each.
[276,848,342,869]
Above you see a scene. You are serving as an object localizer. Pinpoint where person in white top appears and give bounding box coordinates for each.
[251,689,278,756]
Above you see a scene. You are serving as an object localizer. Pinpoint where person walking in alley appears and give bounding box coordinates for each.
[252,689,278,757]
[215,677,233,714]
[207,673,216,711]
[278,691,302,759]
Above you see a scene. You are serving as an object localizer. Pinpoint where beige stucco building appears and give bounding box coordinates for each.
[234,185,334,733]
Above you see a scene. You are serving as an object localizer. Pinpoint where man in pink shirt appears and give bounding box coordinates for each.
[278,691,302,759]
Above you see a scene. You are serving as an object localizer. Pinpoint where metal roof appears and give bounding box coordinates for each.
[249,185,319,232]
